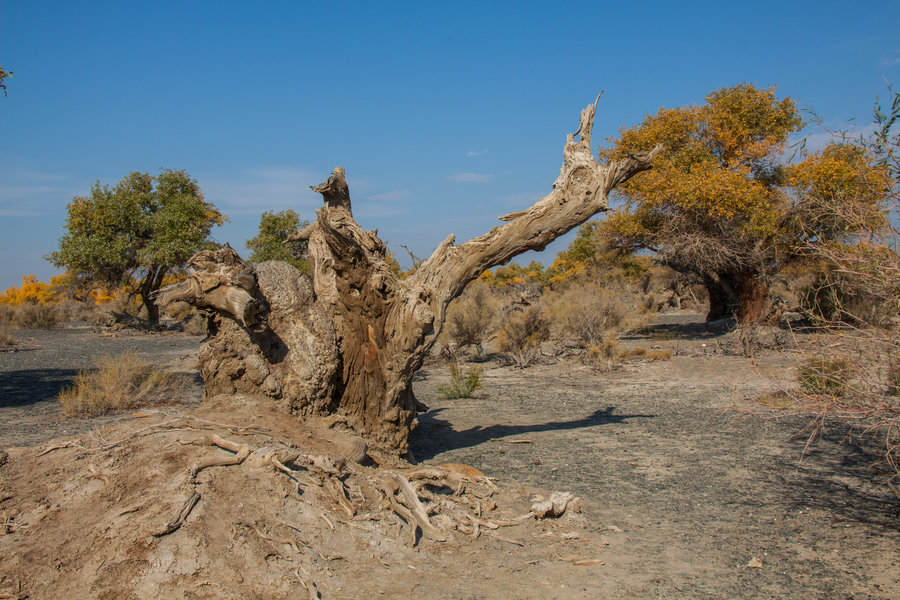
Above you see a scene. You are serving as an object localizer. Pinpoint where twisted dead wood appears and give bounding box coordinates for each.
[156,95,662,453]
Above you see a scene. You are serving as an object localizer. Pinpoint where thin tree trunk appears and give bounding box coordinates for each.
[139,266,167,325]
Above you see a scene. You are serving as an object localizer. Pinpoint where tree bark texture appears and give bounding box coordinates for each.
[156,96,662,454]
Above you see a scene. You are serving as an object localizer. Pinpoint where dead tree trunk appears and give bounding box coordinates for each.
[156,95,662,455]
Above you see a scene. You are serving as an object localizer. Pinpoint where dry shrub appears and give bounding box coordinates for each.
[545,281,653,367]
[645,348,672,361]
[59,351,193,416]
[165,301,193,321]
[165,301,207,335]
[801,272,897,328]
[797,356,853,397]
[180,313,208,336]
[495,305,549,368]
[15,303,62,329]
[436,362,484,399]
[441,281,499,357]
[0,304,16,348]
[55,299,97,323]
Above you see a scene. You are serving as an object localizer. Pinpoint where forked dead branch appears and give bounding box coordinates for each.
[156,95,662,454]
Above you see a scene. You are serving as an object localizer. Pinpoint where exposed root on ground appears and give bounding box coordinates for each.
[2,403,587,598]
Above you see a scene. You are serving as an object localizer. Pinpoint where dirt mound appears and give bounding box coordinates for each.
[0,395,602,599]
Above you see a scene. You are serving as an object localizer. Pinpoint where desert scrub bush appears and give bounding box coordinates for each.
[797,356,853,397]
[545,282,653,366]
[15,302,62,329]
[58,351,193,416]
[0,304,15,348]
[436,362,484,399]
[440,281,499,357]
[800,272,897,328]
[495,305,549,368]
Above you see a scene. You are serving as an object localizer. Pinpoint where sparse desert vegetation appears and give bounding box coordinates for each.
[1,82,897,599]
[57,351,195,416]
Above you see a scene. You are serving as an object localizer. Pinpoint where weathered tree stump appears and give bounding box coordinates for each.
[156,95,662,454]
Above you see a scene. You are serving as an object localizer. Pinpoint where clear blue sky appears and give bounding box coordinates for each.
[1,0,897,291]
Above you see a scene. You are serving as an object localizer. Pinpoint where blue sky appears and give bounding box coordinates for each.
[1,0,898,291]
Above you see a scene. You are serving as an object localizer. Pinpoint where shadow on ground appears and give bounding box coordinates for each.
[775,427,900,529]
[0,368,80,407]
[410,405,656,461]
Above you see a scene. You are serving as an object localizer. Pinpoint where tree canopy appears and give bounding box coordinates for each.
[48,169,225,323]
[579,83,889,322]
[246,209,310,274]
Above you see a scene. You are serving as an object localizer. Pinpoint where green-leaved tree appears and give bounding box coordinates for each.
[246,209,310,274]
[48,169,226,324]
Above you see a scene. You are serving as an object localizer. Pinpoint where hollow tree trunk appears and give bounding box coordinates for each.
[703,271,769,324]
[155,95,662,454]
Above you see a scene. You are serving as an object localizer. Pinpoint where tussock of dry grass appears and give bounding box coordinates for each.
[59,351,192,416]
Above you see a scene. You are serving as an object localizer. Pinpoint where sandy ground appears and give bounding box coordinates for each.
[0,314,897,599]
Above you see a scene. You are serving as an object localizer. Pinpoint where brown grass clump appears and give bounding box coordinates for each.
[59,351,193,416]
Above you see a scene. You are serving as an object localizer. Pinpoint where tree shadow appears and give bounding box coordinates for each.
[635,318,734,341]
[771,428,900,530]
[410,405,655,461]
[0,368,80,408]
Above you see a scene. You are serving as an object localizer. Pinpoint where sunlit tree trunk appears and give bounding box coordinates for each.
[156,96,662,454]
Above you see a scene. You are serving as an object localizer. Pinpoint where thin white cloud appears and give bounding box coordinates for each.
[0,168,77,216]
[466,150,488,157]
[353,203,410,219]
[447,172,493,183]
[201,166,322,212]
[0,208,44,217]
[367,189,411,201]
[880,49,900,67]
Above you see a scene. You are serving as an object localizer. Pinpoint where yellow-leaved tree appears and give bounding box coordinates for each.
[592,83,891,323]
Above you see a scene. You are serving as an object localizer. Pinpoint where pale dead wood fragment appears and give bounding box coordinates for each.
[392,474,445,541]
[87,463,110,485]
[152,491,200,537]
[117,507,139,516]
[570,558,605,566]
[183,435,251,479]
[385,497,419,547]
[36,441,77,456]
[244,521,302,554]
[324,477,356,518]
[293,566,321,600]
[491,533,525,546]
[529,491,577,518]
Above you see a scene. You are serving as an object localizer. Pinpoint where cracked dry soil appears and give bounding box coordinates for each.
[0,313,897,599]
